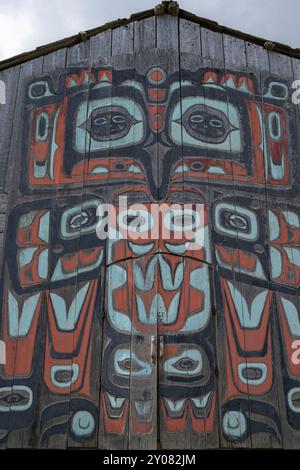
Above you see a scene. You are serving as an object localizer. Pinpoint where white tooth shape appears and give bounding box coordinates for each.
[49,283,90,331]
[107,265,131,333]
[165,398,186,412]
[207,166,226,175]
[225,76,236,89]
[175,164,189,174]
[228,281,268,329]
[237,79,250,94]
[164,242,187,255]
[134,401,152,416]
[191,392,212,409]
[133,257,157,291]
[136,293,180,325]
[106,393,126,409]
[158,254,184,291]
[91,166,108,174]
[129,242,154,256]
[8,291,40,337]
[128,164,143,174]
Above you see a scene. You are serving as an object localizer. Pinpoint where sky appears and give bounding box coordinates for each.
[0,0,299,61]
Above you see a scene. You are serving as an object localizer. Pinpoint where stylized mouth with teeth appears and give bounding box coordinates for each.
[107,255,211,333]
[163,391,214,420]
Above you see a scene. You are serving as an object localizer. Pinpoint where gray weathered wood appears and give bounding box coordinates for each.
[156,14,179,51]
[112,23,134,56]
[134,17,156,52]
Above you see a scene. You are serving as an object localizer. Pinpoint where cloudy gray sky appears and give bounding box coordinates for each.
[0,0,299,61]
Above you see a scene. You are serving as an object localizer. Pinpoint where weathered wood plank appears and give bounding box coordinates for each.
[134,16,156,52]
[268,50,293,79]
[90,29,112,61]
[112,23,134,55]
[3,56,44,450]
[0,65,21,191]
[179,18,201,55]
[246,42,287,450]
[156,14,179,51]
[201,27,224,64]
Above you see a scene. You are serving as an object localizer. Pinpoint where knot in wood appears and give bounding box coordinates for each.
[264,41,276,51]
[154,1,179,16]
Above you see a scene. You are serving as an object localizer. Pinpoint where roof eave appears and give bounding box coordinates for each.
[0,4,299,72]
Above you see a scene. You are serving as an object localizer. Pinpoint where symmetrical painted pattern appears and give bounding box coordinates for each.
[0,15,300,449]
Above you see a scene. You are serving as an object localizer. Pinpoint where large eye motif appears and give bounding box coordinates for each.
[214,203,258,241]
[164,348,203,377]
[75,97,145,152]
[0,386,33,412]
[170,97,241,152]
[86,106,138,142]
[173,357,199,372]
[114,349,151,377]
[180,104,232,144]
[60,199,101,239]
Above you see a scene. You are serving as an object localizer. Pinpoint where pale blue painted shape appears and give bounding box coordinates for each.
[268,210,280,241]
[18,247,38,268]
[288,388,300,413]
[283,210,299,228]
[191,393,211,409]
[223,411,247,438]
[50,283,90,331]
[281,298,300,336]
[270,247,282,279]
[238,362,268,386]
[8,291,40,337]
[107,264,131,333]
[37,249,48,279]
[38,211,50,242]
[136,293,180,326]
[228,281,268,329]
[158,254,184,291]
[71,411,95,436]
[133,257,157,292]
[181,265,210,332]
[50,363,79,388]
[285,247,300,267]
[134,401,152,416]
[129,242,154,256]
